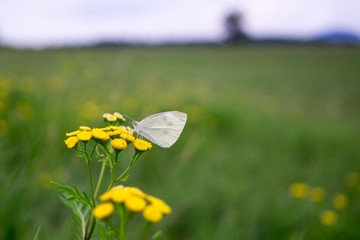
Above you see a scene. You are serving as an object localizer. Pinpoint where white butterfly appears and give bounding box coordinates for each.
[131,111,187,148]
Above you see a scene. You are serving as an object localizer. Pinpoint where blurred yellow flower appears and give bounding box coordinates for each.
[66,130,80,137]
[289,182,309,198]
[79,126,91,131]
[91,128,110,141]
[127,187,146,198]
[93,202,114,219]
[133,139,152,151]
[333,194,348,209]
[345,172,358,188]
[111,187,130,203]
[77,131,92,142]
[125,196,147,212]
[309,187,326,203]
[111,138,127,150]
[114,112,126,122]
[100,191,113,202]
[143,205,163,223]
[147,195,172,214]
[320,210,337,226]
[121,133,135,142]
[64,136,78,149]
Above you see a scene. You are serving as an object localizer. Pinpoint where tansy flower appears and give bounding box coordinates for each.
[65,130,80,137]
[121,133,135,142]
[111,187,130,203]
[111,138,127,150]
[106,114,117,122]
[333,194,348,209]
[310,187,327,203]
[77,131,92,142]
[289,182,309,198]
[108,129,123,138]
[146,195,171,214]
[100,191,113,202]
[133,139,152,151]
[79,126,91,131]
[320,210,337,226]
[93,202,114,219]
[64,136,78,149]
[91,128,110,141]
[126,187,146,198]
[114,112,126,122]
[143,205,163,223]
[125,195,147,212]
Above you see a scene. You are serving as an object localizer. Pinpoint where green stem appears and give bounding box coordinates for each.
[94,160,107,198]
[141,222,151,240]
[114,152,142,182]
[118,205,126,240]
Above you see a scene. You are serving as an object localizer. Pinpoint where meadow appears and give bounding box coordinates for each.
[0,44,360,239]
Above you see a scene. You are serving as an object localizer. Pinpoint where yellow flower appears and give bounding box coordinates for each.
[143,205,163,223]
[309,187,326,203]
[121,133,135,142]
[289,182,309,198]
[111,138,127,150]
[125,195,147,212]
[64,136,78,149]
[108,129,123,138]
[100,191,113,202]
[106,115,117,122]
[126,187,146,198]
[91,128,110,141]
[114,112,126,122]
[79,126,91,131]
[77,131,92,142]
[333,194,348,209]
[133,138,152,151]
[93,202,114,219]
[345,172,358,188]
[320,210,337,226]
[111,187,130,203]
[146,195,171,214]
[65,130,80,137]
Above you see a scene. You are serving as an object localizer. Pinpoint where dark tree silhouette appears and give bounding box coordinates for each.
[224,11,248,42]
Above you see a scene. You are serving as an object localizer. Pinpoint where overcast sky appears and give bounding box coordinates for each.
[0,0,359,47]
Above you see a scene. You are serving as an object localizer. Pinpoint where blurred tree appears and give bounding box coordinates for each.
[224,11,249,42]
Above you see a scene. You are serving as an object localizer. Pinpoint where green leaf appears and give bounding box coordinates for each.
[51,181,93,207]
[151,230,163,240]
[97,221,115,240]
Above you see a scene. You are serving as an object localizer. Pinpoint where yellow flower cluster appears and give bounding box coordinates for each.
[93,185,171,223]
[289,179,354,226]
[64,124,151,152]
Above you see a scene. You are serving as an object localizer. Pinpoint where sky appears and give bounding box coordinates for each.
[0,0,359,48]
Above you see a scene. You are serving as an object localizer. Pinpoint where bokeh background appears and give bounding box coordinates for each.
[1,0,360,239]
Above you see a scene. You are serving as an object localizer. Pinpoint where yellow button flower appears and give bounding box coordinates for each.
[289,182,309,198]
[126,187,146,198]
[111,187,130,203]
[147,195,171,214]
[320,210,337,226]
[333,194,348,209]
[93,202,114,219]
[114,112,126,122]
[79,126,91,131]
[77,131,92,142]
[133,139,152,151]
[143,205,163,223]
[99,191,113,202]
[120,133,135,142]
[111,138,127,150]
[65,130,80,137]
[125,196,147,212]
[64,136,78,149]
[310,187,326,203]
[91,128,110,141]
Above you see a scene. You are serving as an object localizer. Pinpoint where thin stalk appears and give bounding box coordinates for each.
[118,205,126,240]
[140,222,151,240]
[114,152,141,182]
[94,160,107,198]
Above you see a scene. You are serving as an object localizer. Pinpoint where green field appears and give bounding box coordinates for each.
[1,45,360,239]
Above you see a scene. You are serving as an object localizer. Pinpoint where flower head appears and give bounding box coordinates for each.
[121,133,135,142]
[111,138,127,150]
[77,131,92,142]
[143,205,163,223]
[133,138,152,151]
[333,194,348,209]
[125,195,147,212]
[320,210,337,226]
[114,112,126,122]
[79,126,91,131]
[64,136,78,149]
[65,130,80,137]
[147,195,172,214]
[93,202,114,219]
[91,128,110,141]
[289,182,309,198]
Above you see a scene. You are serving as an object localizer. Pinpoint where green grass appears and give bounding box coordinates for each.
[0,45,360,239]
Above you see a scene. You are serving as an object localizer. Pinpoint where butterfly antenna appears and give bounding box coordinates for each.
[122,113,135,122]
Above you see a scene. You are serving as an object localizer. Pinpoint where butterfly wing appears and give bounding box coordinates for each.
[137,111,187,148]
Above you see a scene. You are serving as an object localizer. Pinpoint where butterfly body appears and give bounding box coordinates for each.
[132,111,187,148]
